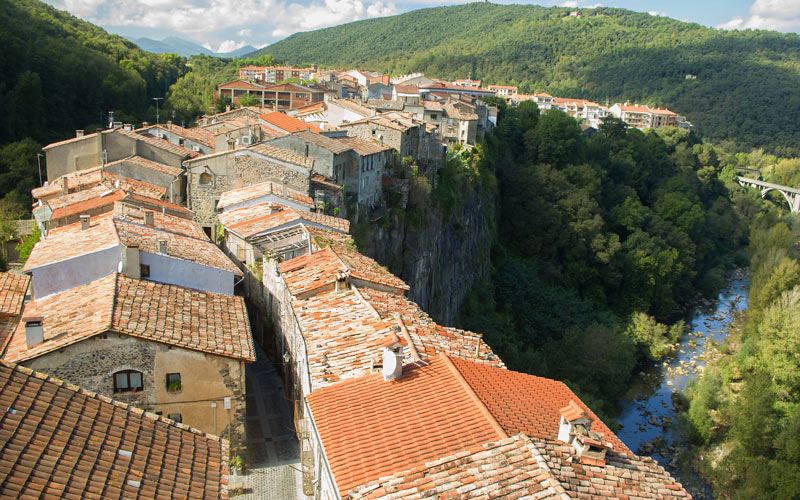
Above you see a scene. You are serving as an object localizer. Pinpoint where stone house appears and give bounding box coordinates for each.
[33,155,185,208]
[2,272,254,454]
[267,130,391,208]
[183,143,315,234]
[42,127,199,182]
[139,122,216,155]
[217,203,349,269]
[23,202,241,298]
[440,101,479,146]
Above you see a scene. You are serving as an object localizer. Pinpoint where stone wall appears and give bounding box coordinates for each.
[356,186,495,326]
[188,152,311,227]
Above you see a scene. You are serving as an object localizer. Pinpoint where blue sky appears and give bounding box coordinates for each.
[44,0,800,53]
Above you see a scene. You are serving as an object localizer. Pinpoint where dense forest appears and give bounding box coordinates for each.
[0,0,186,208]
[445,101,747,426]
[256,3,800,156]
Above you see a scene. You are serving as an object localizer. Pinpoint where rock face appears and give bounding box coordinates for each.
[356,190,495,325]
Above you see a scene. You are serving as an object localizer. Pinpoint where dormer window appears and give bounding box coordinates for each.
[113,370,143,393]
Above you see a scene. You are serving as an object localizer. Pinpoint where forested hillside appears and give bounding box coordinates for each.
[256,3,800,156]
[0,0,186,207]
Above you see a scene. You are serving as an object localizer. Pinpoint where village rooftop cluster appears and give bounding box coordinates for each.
[0,63,693,499]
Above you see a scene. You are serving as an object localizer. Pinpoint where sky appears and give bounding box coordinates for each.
[43,0,800,54]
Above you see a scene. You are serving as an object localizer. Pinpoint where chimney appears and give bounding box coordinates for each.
[121,244,140,279]
[166,121,172,129]
[144,211,154,227]
[123,123,133,131]
[226,104,231,113]
[76,130,84,138]
[25,317,44,347]
[227,137,236,151]
[62,177,69,195]
[142,121,149,128]
[80,215,91,230]
[382,331,404,381]
[557,400,612,466]
[158,240,167,254]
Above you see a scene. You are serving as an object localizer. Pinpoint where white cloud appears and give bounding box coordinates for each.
[647,10,667,17]
[50,0,398,46]
[584,3,603,8]
[560,1,579,8]
[271,0,396,38]
[718,0,800,33]
[216,40,249,53]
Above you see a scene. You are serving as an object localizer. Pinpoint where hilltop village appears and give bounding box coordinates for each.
[0,65,694,499]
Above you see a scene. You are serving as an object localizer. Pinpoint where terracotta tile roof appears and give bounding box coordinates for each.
[27,203,238,275]
[394,84,419,95]
[311,172,342,191]
[247,143,316,169]
[279,247,348,297]
[357,287,501,366]
[294,102,325,114]
[217,79,269,91]
[259,111,322,133]
[332,136,392,156]
[0,273,30,318]
[288,130,352,155]
[293,288,400,388]
[33,159,177,201]
[23,214,120,271]
[309,229,408,291]
[217,181,314,211]
[124,193,194,218]
[448,357,631,454]
[535,438,691,499]
[443,102,479,121]
[306,356,507,497]
[114,217,240,275]
[4,273,254,363]
[216,202,287,228]
[615,104,653,113]
[348,434,567,500]
[422,100,444,112]
[47,186,124,221]
[0,360,229,499]
[106,154,184,177]
[222,203,349,239]
[145,124,215,147]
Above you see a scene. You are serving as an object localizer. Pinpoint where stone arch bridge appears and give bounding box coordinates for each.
[737,176,800,213]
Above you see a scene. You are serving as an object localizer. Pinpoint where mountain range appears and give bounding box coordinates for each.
[126,36,256,58]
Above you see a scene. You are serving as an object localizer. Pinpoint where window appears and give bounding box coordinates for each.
[166,373,182,392]
[199,172,212,186]
[430,113,437,120]
[140,264,150,278]
[178,138,185,147]
[167,413,182,423]
[113,370,143,393]
[213,198,220,214]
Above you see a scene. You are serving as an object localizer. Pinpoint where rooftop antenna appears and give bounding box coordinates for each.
[153,97,164,125]
[108,111,114,129]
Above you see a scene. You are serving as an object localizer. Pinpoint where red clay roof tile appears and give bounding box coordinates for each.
[0,360,229,499]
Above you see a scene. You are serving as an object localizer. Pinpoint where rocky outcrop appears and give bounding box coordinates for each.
[356,189,495,326]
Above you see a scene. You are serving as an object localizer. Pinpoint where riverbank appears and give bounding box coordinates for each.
[616,268,749,498]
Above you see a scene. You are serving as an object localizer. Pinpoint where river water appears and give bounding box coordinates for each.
[616,269,749,496]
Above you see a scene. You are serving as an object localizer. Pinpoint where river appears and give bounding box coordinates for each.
[617,268,749,497]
